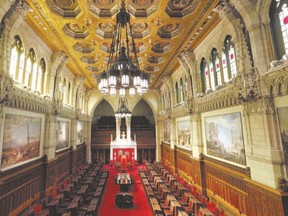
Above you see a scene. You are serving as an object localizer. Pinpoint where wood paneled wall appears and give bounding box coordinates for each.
[174,147,202,187]
[161,144,288,216]
[0,145,86,216]
[161,143,175,171]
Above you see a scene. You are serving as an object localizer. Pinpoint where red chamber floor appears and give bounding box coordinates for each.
[98,164,153,216]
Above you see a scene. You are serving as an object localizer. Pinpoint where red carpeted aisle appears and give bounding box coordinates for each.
[98,164,153,216]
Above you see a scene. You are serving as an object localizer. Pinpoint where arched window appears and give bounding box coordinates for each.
[175,82,179,104]
[180,78,184,102]
[9,35,24,80]
[162,94,165,110]
[63,78,68,104]
[24,48,36,87]
[210,48,220,89]
[270,0,288,58]
[68,82,71,105]
[200,58,210,92]
[36,58,46,93]
[222,35,237,81]
[189,75,193,95]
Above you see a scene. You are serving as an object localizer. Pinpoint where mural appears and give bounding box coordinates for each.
[277,106,288,165]
[1,112,42,169]
[176,118,191,148]
[56,119,70,151]
[77,120,84,145]
[204,112,246,165]
[163,121,170,143]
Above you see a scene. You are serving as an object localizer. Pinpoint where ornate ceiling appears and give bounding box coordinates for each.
[26,0,222,90]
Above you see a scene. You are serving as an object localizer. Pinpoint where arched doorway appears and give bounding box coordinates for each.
[91,99,156,164]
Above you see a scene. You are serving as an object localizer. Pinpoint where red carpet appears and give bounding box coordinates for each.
[98,164,153,216]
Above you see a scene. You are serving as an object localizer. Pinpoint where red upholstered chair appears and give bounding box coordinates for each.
[163,201,174,216]
[33,204,42,214]
[160,195,171,209]
[183,198,194,215]
[207,201,216,212]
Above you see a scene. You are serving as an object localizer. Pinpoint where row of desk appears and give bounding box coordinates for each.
[141,161,215,216]
[43,163,108,216]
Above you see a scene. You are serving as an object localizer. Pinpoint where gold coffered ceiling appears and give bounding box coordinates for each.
[26,0,221,89]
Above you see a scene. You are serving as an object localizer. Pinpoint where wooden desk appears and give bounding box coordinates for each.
[77,185,88,196]
[86,197,99,215]
[67,196,82,216]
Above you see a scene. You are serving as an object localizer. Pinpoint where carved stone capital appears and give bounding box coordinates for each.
[15,1,31,17]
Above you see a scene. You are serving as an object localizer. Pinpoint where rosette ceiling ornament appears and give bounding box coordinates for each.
[97,0,149,97]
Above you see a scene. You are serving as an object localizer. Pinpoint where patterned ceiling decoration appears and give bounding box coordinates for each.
[26,0,221,89]
[80,56,98,64]
[73,42,95,53]
[130,42,146,53]
[88,0,118,17]
[132,23,151,38]
[165,0,200,17]
[96,23,114,39]
[100,42,111,54]
[46,0,81,17]
[86,65,102,72]
[144,65,160,73]
[62,23,89,39]
[152,42,172,53]
[157,23,183,39]
[147,55,165,64]
[128,0,158,17]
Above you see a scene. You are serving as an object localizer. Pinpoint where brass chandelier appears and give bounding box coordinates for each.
[97,0,149,97]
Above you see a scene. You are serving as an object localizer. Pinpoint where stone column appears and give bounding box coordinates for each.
[43,114,57,160]
[84,119,91,163]
[191,113,203,159]
[70,118,77,150]
[125,115,131,141]
[243,98,284,189]
[115,116,121,141]
[170,118,176,149]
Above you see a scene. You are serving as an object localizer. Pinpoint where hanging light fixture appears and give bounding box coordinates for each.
[115,97,131,118]
[97,0,149,97]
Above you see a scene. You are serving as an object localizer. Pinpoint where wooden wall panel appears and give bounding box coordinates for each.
[0,145,87,216]
[175,147,192,182]
[205,157,248,214]
[245,179,286,216]
[161,143,175,170]
[0,157,44,216]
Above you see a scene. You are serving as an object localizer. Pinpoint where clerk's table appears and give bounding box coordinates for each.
[117,173,132,192]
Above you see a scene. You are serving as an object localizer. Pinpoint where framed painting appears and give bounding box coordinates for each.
[0,108,44,170]
[176,118,191,148]
[204,112,246,165]
[55,118,70,151]
[163,121,170,143]
[277,106,288,165]
[77,120,84,145]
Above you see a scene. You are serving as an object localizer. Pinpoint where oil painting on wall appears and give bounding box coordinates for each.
[77,121,84,145]
[56,118,70,151]
[277,106,288,165]
[176,118,191,148]
[204,112,246,165]
[163,121,170,143]
[0,111,43,170]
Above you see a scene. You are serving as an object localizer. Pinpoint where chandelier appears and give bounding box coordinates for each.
[97,0,149,97]
[115,97,131,118]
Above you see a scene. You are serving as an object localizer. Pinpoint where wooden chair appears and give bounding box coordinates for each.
[160,195,170,209]
[163,201,174,216]
[178,192,191,206]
